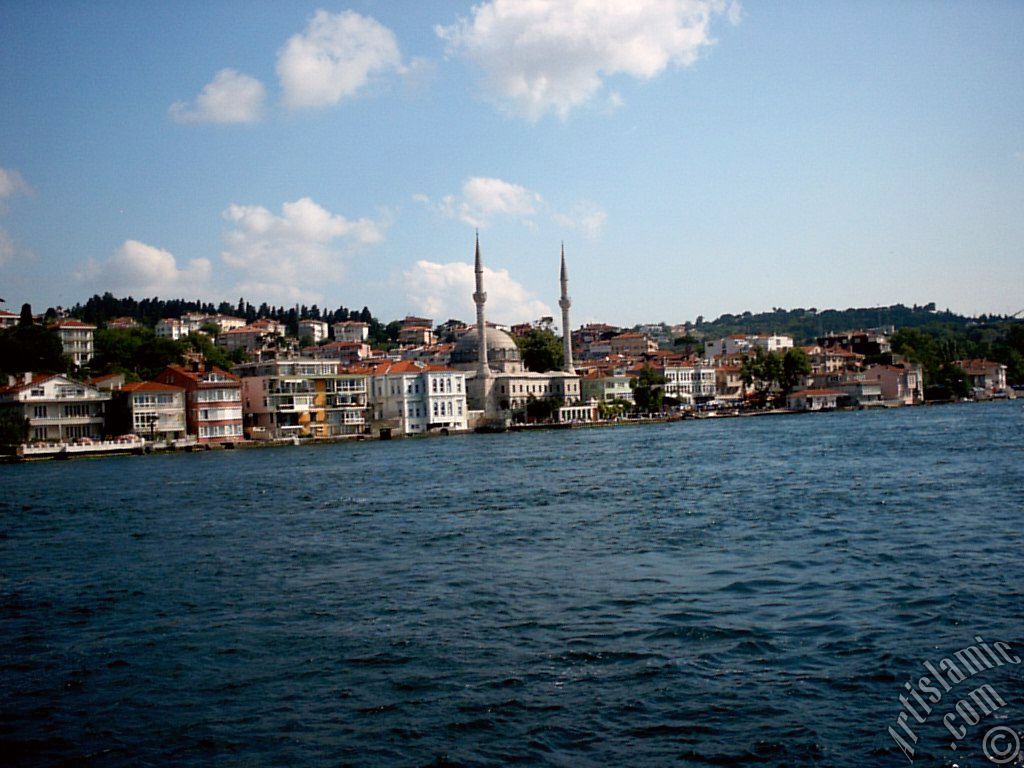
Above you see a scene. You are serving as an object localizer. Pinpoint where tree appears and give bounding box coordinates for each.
[186,332,238,370]
[515,328,563,372]
[0,325,67,375]
[92,327,188,380]
[525,395,563,422]
[930,363,971,400]
[780,348,812,394]
[740,347,783,402]
[0,410,29,447]
[631,365,666,413]
[672,334,703,357]
[18,303,33,327]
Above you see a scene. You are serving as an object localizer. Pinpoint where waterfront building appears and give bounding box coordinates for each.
[664,360,717,405]
[953,359,1009,397]
[298,319,328,345]
[0,309,18,330]
[0,372,110,441]
[451,237,586,424]
[714,363,747,402]
[863,363,923,405]
[235,357,368,439]
[50,319,96,366]
[787,388,843,411]
[580,367,635,404]
[360,360,468,435]
[332,321,369,342]
[156,364,243,442]
[832,376,884,407]
[110,381,187,441]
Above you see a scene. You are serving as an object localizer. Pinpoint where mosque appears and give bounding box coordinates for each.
[451,236,595,425]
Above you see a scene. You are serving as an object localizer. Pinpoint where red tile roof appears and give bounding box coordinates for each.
[121,381,184,393]
[49,319,96,329]
[0,373,61,395]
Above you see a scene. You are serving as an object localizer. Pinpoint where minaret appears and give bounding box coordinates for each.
[473,232,490,378]
[559,243,575,374]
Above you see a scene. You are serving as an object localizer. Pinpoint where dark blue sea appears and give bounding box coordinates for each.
[2,401,1023,767]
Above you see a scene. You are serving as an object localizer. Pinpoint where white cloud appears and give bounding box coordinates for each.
[221,196,384,303]
[419,176,542,228]
[277,9,404,109]
[77,240,212,296]
[552,201,607,239]
[0,166,31,199]
[402,259,551,324]
[438,0,735,120]
[169,68,267,125]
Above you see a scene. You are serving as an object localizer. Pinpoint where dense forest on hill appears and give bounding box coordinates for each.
[690,302,1001,342]
[689,303,1024,385]
[67,293,384,340]
[69,293,376,328]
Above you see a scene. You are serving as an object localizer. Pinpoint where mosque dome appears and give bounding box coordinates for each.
[451,325,522,369]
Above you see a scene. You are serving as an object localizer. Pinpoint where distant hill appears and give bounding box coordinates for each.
[692,303,991,344]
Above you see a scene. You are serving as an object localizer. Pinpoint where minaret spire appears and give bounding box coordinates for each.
[559,242,575,374]
[472,231,490,377]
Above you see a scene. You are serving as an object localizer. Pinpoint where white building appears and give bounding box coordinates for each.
[210,314,246,333]
[664,361,717,404]
[787,388,842,411]
[0,309,18,330]
[705,334,793,359]
[155,318,187,340]
[50,320,96,366]
[0,372,110,442]
[333,321,369,343]
[298,319,329,345]
[451,237,589,425]
[363,360,468,435]
[116,381,187,441]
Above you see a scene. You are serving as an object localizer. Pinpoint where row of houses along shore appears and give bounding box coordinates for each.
[1,243,1016,459]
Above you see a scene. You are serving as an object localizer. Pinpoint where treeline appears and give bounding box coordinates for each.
[69,292,380,337]
[693,303,986,343]
[892,322,1024,387]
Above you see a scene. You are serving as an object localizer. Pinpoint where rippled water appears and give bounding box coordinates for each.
[2,401,1023,766]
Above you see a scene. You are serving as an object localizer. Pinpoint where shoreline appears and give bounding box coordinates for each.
[1,397,1014,465]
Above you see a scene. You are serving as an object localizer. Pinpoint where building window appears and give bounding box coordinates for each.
[33,405,47,418]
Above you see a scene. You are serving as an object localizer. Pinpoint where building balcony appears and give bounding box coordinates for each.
[30,415,104,424]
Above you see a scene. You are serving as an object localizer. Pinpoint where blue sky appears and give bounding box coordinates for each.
[1,1,1022,327]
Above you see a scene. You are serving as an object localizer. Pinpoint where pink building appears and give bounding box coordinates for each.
[863,364,923,405]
